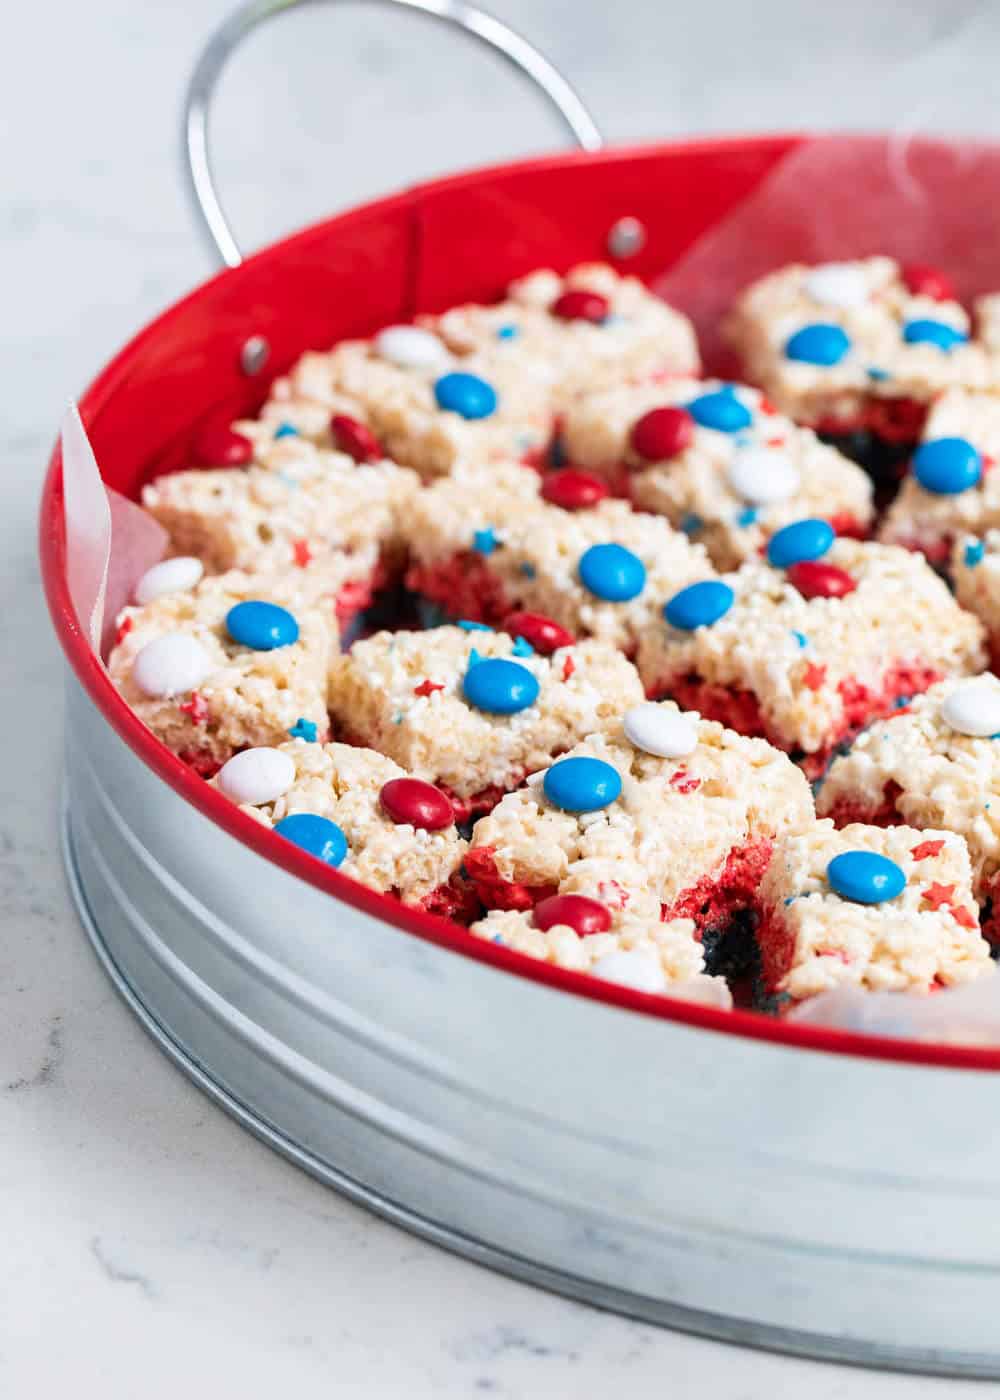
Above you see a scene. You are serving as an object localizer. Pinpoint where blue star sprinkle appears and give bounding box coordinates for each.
[473,527,497,555]
[511,636,534,658]
[274,422,299,439]
[288,717,318,742]
[965,539,986,567]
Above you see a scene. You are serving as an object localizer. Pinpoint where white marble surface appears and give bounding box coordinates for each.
[7,0,1000,1393]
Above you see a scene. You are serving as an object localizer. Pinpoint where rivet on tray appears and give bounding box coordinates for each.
[240,335,270,376]
[607,216,646,259]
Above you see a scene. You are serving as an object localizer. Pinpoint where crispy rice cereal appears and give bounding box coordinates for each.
[428,262,700,404]
[880,390,1000,564]
[954,528,1000,667]
[109,569,334,772]
[246,339,552,480]
[465,714,813,928]
[215,740,468,910]
[637,540,987,777]
[404,467,713,652]
[818,676,1000,919]
[329,624,643,814]
[470,905,732,1006]
[757,820,992,1001]
[561,378,873,569]
[724,257,997,431]
[142,442,418,620]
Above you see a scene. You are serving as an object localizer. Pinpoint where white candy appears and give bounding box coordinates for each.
[803,263,869,309]
[133,556,203,605]
[727,447,800,505]
[374,325,448,370]
[591,949,667,995]
[940,681,1000,738]
[216,748,296,806]
[132,634,212,698]
[622,703,698,759]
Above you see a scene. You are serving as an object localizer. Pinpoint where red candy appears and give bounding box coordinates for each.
[629,406,694,462]
[540,470,609,511]
[332,413,382,463]
[787,560,857,600]
[551,289,610,323]
[193,424,253,468]
[380,777,454,831]
[533,893,612,937]
[502,611,575,655]
[901,263,956,303]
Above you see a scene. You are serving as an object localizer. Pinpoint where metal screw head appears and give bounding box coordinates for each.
[607,216,646,260]
[240,335,270,376]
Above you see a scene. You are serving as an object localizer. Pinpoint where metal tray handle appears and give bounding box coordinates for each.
[183,0,604,268]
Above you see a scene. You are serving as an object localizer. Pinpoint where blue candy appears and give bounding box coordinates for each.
[578,543,646,601]
[912,437,982,495]
[784,323,851,366]
[274,813,348,868]
[434,371,497,420]
[663,579,734,631]
[462,657,539,715]
[826,850,906,905]
[226,600,300,650]
[902,319,967,351]
[687,391,752,433]
[543,756,622,813]
[766,518,835,568]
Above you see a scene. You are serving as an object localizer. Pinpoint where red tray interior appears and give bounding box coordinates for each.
[40,133,1000,1070]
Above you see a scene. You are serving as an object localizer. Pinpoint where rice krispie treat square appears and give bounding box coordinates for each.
[211,739,472,918]
[109,569,335,776]
[428,262,700,406]
[756,820,992,1003]
[636,531,987,779]
[723,258,998,480]
[142,441,419,628]
[329,624,643,820]
[953,528,1000,670]
[470,903,731,1007]
[403,466,713,653]
[818,675,1000,937]
[879,390,1000,566]
[560,377,874,569]
[465,709,813,938]
[245,329,553,480]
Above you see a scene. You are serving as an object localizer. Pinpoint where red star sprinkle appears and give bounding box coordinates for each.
[949,904,978,930]
[179,693,209,725]
[115,616,133,645]
[670,770,701,794]
[983,454,996,474]
[562,653,576,681]
[765,435,785,448]
[413,679,445,697]
[802,662,827,691]
[759,397,779,415]
[921,882,956,911]
[911,839,945,860]
[292,538,312,568]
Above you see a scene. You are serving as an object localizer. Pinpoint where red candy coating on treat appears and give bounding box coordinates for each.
[787,560,857,600]
[194,424,253,467]
[541,470,609,510]
[380,777,454,831]
[533,893,613,936]
[630,406,695,462]
[551,289,610,323]
[502,611,575,655]
[901,263,956,302]
[331,413,382,463]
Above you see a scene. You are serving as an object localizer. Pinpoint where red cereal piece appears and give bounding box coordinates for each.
[292,538,312,568]
[802,662,827,691]
[921,882,956,911]
[629,406,694,462]
[413,678,445,697]
[552,289,609,323]
[502,611,574,655]
[178,693,209,725]
[912,839,946,861]
[331,413,382,464]
[670,770,701,794]
[901,263,955,302]
[540,470,610,511]
[562,653,576,681]
[194,424,253,468]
